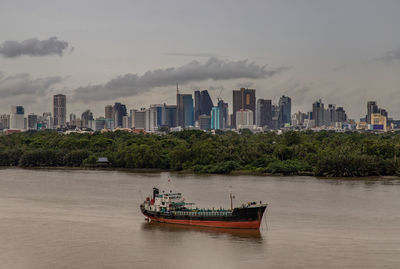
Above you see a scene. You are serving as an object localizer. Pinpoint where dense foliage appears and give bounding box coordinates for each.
[1,130,400,177]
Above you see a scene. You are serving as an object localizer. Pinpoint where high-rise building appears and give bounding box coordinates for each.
[177,93,194,127]
[132,109,146,129]
[95,117,106,131]
[10,106,25,130]
[53,94,66,128]
[194,90,213,121]
[232,88,256,128]
[199,115,211,131]
[105,105,113,119]
[291,111,307,127]
[325,104,336,126]
[211,106,223,130]
[81,110,94,128]
[278,95,291,127]
[0,114,10,130]
[236,109,254,128]
[69,113,76,123]
[217,100,228,129]
[256,99,272,128]
[163,105,177,128]
[335,107,347,123]
[113,102,127,128]
[366,101,378,124]
[312,99,325,127]
[27,114,38,130]
[150,104,164,128]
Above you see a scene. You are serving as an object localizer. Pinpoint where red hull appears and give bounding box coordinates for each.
[147,215,262,229]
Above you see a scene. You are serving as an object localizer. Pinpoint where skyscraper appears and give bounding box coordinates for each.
[113,102,127,128]
[105,105,113,119]
[177,93,194,127]
[256,99,272,128]
[217,100,228,129]
[163,105,177,128]
[278,95,291,127]
[232,88,256,128]
[81,110,94,128]
[53,94,66,128]
[27,114,38,130]
[312,99,325,127]
[211,106,222,130]
[194,90,214,121]
[10,106,25,130]
[366,101,378,124]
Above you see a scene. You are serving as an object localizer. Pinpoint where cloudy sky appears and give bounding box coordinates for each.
[0,0,399,119]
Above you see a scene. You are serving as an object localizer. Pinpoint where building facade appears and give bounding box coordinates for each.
[232,88,256,128]
[53,94,66,128]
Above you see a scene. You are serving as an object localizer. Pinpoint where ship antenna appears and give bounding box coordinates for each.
[230,192,233,210]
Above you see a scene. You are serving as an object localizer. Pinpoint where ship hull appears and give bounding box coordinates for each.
[141,204,267,229]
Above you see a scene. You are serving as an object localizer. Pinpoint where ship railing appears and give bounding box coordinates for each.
[172,211,232,217]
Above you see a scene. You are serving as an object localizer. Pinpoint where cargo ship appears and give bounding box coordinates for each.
[140,188,267,229]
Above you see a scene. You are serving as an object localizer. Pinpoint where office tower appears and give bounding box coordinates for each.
[132,109,146,129]
[69,113,76,123]
[312,99,325,127]
[113,102,127,128]
[53,94,66,128]
[291,111,307,127]
[150,104,164,128]
[217,100,228,129]
[370,113,387,131]
[10,106,25,130]
[121,115,129,128]
[335,107,347,123]
[27,114,38,130]
[95,117,106,131]
[199,115,211,130]
[366,101,378,124]
[236,109,254,128]
[146,107,157,132]
[232,88,256,128]
[325,104,336,126]
[163,105,177,128]
[105,105,113,119]
[256,99,272,128]
[271,105,280,129]
[177,93,194,127]
[0,114,10,129]
[278,95,291,127]
[194,90,214,121]
[81,110,94,128]
[211,106,223,130]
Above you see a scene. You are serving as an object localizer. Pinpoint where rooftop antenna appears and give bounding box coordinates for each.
[176,82,179,94]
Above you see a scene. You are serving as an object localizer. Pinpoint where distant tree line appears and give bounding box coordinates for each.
[1,129,400,177]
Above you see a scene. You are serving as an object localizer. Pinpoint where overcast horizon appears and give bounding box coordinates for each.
[1,0,399,120]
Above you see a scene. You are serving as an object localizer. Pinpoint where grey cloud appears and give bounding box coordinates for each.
[375,48,400,63]
[74,57,287,102]
[236,82,254,88]
[165,52,219,58]
[0,73,63,98]
[0,37,70,58]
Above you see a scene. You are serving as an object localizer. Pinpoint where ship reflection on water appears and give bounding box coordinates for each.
[141,221,264,242]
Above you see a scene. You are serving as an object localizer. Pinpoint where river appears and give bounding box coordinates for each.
[0,168,399,269]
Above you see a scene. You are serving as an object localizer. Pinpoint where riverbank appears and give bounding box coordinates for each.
[2,130,400,177]
[2,166,399,180]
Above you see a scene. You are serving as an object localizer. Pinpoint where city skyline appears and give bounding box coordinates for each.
[0,1,400,119]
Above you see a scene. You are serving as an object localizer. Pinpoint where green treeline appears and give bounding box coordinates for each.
[1,129,400,177]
